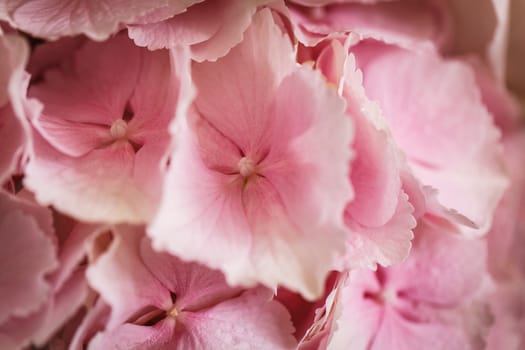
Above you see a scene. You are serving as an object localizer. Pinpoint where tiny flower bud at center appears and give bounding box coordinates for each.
[110,118,128,140]
[167,306,179,318]
[238,157,256,177]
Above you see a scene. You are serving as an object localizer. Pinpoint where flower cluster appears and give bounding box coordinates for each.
[0,1,524,349]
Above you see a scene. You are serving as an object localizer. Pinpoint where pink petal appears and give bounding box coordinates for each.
[189,10,295,154]
[0,193,57,324]
[328,272,383,350]
[88,318,175,350]
[87,226,171,329]
[369,307,471,350]
[128,0,259,62]
[344,192,415,269]
[1,0,172,40]
[387,218,487,306]
[69,300,110,350]
[354,41,507,234]
[25,134,153,223]
[140,237,242,312]
[177,289,296,350]
[31,268,89,346]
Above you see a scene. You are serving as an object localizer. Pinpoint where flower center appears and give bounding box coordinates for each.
[238,157,257,177]
[167,306,179,318]
[110,118,128,140]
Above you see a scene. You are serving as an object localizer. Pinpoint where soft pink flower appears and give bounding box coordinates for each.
[24,34,192,224]
[83,226,297,350]
[149,9,353,299]
[328,217,487,350]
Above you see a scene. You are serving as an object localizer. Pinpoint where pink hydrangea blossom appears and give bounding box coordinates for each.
[24,34,192,224]
[328,217,487,350]
[149,9,353,300]
[82,225,297,349]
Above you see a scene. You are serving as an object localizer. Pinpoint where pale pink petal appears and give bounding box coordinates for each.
[128,0,259,62]
[345,98,400,228]
[387,219,487,306]
[331,47,415,269]
[0,193,57,324]
[148,129,253,276]
[87,226,171,329]
[1,0,172,40]
[344,192,415,269]
[177,289,296,350]
[189,11,295,153]
[354,41,507,234]
[328,272,383,350]
[369,308,471,350]
[25,134,153,223]
[261,68,352,230]
[329,221,485,349]
[88,318,176,350]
